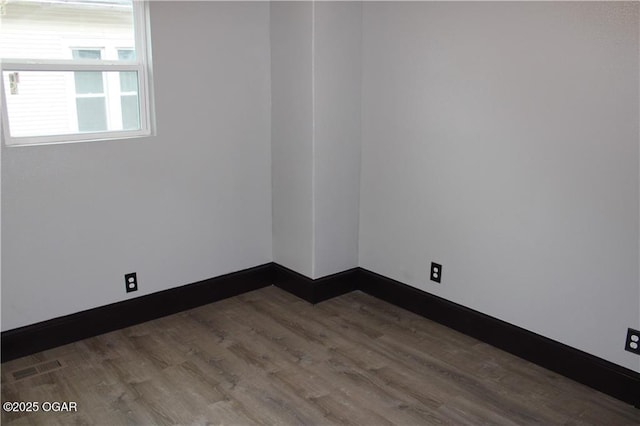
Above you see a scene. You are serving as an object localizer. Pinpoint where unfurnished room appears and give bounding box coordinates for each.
[0,0,639,424]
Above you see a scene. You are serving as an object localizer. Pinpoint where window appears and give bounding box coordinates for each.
[0,0,153,146]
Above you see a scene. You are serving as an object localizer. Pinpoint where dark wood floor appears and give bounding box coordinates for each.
[2,286,639,425]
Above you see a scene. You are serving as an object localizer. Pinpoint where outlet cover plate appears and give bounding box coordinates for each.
[430,262,442,283]
[625,328,640,355]
[125,272,138,293]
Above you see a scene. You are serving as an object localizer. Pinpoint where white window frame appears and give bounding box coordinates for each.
[0,0,153,147]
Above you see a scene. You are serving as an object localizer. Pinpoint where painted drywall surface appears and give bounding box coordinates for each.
[1,1,272,331]
[359,2,640,371]
[271,1,362,280]
[312,1,362,279]
[270,1,315,278]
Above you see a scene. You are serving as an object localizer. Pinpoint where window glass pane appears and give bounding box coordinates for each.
[74,72,104,95]
[118,49,136,61]
[76,97,107,132]
[2,71,73,137]
[0,0,135,61]
[72,50,102,60]
[3,70,141,137]
[121,95,140,130]
[119,71,137,93]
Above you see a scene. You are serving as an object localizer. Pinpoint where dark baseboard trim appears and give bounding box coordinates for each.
[2,262,638,408]
[357,268,640,408]
[273,264,358,304]
[1,263,274,363]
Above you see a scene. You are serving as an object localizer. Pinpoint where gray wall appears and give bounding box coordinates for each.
[271,1,361,279]
[271,1,315,277]
[359,2,639,372]
[313,1,362,278]
[1,1,272,330]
